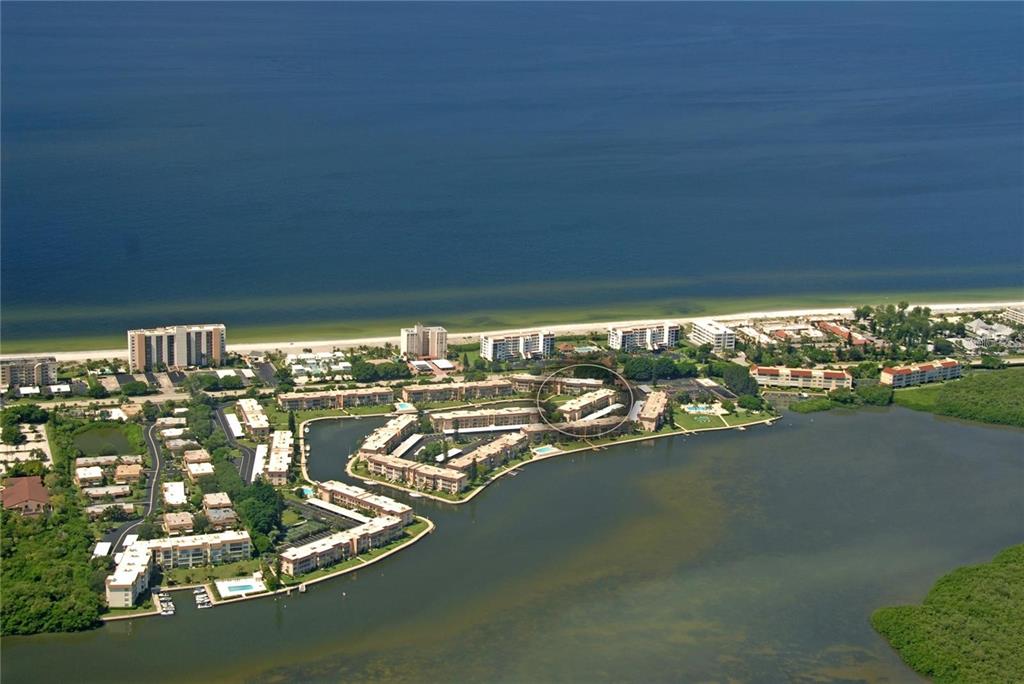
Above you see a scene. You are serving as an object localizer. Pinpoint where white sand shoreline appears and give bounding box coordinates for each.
[5,300,1020,363]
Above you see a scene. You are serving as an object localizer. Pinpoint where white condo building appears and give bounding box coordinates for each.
[689,319,736,352]
[607,322,679,351]
[128,324,226,371]
[480,330,555,362]
[400,323,448,359]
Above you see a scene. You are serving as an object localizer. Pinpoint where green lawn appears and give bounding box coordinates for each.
[673,411,720,431]
[721,411,772,426]
[263,401,352,429]
[103,597,155,617]
[281,509,302,526]
[162,559,262,586]
[345,404,394,416]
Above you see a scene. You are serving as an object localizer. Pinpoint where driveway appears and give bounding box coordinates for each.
[103,423,163,551]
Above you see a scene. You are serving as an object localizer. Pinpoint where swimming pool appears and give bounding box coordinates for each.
[684,405,716,415]
[215,576,268,599]
[533,445,560,456]
[299,486,314,498]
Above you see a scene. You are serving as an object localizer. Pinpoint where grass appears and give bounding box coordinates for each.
[103,597,156,617]
[281,509,302,526]
[263,401,351,429]
[162,559,262,586]
[673,411,720,431]
[345,404,395,416]
[4,284,1020,352]
[893,368,1024,427]
[871,544,1024,684]
[719,411,770,426]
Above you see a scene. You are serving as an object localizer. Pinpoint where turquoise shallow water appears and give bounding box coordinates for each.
[2,2,1022,343]
[3,408,1022,683]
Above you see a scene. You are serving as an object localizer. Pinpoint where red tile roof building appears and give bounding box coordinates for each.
[880,359,961,388]
[750,366,853,390]
[1,476,50,516]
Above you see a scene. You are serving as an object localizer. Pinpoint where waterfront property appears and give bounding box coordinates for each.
[236,398,270,439]
[521,416,633,441]
[127,323,226,371]
[880,359,962,388]
[266,430,293,485]
[608,322,680,351]
[510,374,606,395]
[688,319,736,352]
[447,431,530,474]
[430,406,542,433]
[74,454,143,469]
[480,329,555,361]
[276,387,395,411]
[558,388,618,422]
[637,391,670,432]
[359,415,419,455]
[365,453,468,494]
[317,480,414,525]
[0,356,57,388]
[278,515,405,576]
[750,366,853,391]
[401,378,514,404]
[400,322,448,359]
[105,531,252,608]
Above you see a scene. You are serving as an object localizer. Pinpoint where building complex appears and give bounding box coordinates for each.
[401,378,514,404]
[359,415,419,455]
[266,430,293,485]
[689,320,736,352]
[637,391,670,432]
[276,387,395,411]
[880,359,962,388]
[750,366,853,390]
[400,323,448,359]
[509,374,605,395]
[235,398,270,439]
[608,322,679,351]
[127,324,226,371]
[429,406,542,433]
[447,432,529,474]
[1,356,58,388]
[278,515,405,577]
[318,481,414,525]
[558,388,618,422]
[480,330,555,362]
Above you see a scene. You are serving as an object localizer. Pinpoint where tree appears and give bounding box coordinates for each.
[622,357,654,381]
[287,411,297,434]
[721,364,758,397]
[193,513,211,534]
[351,360,379,383]
[2,425,26,445]
[468,458,479,483]
[120,381,151,396]
[737,395,762,411]
[140,401,159,422]
[720,400,735,414]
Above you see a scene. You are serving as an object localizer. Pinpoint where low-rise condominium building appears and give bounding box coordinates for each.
[360,415,419,455]
[880,359,962,388]
[815,321,881,346]
[480,330,555,362]
[235,398,270,439]
[429,406,542,433]
[203,492,232,511]
[401,378,514,404]
[278,515,404,577]
[183,449,212,464]
[75,455,143,469]
[163,512,195,535]
[689,320,736,352]
[162,481,188,508]
[447,432,529,474]
[185,462,216,482]
[509,374,606,395]
[608,322,680,351]
[114,464,144,484]
[105,531,251,608]
[276,387,395,411]
[1,356,58,388]
[637,391,670,432]
[400,323,448,359]
[74,466,104,487]
[317,480,414,525]
[127,324,226,371]
[750,366,853,390]
[558,388,618,422]
[365,453,468,494]
[83,485,131,499]
[266,430,293,485]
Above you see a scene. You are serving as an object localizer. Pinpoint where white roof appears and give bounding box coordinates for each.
[240,369,256,378]
[224,413,244,439]
[162,481,187,506]
[92,542,112,558]
[161,427,186,438]
[48,384,72,393]
[432,359,454,370]
[173,407,189,414]
[304,497,372,524]
[215,369,237,378]
[186,462,216,477]
[251,444,268,483]
[76,466,104,480]
[122,534,139,548]
[17,386,40,396]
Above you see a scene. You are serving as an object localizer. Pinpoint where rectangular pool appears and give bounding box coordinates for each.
[215,576,268,599]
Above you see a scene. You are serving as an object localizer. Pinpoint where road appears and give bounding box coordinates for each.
[103,423,164,552]
[214,405,256,483]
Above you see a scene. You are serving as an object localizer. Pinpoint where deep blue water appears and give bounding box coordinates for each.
[2,2,1022,342]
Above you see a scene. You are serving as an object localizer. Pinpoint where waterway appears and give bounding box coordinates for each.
[3,408,1022,682]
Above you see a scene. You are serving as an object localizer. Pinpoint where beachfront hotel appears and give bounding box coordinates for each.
[880,359,961,388]
[637,390,670,432]
[401,378,514,404]
[127,324,226,371]
[688,320,736,353]
[276,387,395,411]
[480,330,556,362]
[235,398,270,439]
[608,322,680,351]
[558,388,618,422]
[318,480,414,525]
[278,515,405,577]
[266,430,293,485]
[400,323,448,359]
[429,406,542,433]
[750,366,853,391]
[105,531,252,608]
[509,374,605,395]
[359,415,419,456]
[447,431,529,474]
[1,356,58,388]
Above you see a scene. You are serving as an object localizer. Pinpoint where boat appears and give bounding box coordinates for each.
[409,493,422,498]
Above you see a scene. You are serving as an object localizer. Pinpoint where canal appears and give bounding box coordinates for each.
[2,408,1022,683]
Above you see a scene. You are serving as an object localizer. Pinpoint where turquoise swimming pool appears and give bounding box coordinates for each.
[215,576,267,598]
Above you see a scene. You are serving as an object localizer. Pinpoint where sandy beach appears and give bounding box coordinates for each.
[4,299,1019,363]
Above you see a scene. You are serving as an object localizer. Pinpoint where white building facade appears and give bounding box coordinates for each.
[479,330,555,362]
[607,322,680,351]
[128,324,226,371]
[689,319,736,352]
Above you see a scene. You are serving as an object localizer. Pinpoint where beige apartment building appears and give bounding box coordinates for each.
[400,323,448,359]
[278,515,405,577]
[127,324,226,371]
[318,480,415,525]
[429,406,542,433]
[235,398,270,439]
[751,366,853,390]
[276,387,395,411]
[401,378,514,404]
[558,388,618,422]
[509,374,606,395]
[447,431,529,474]
[266,430,293,485]
[880,359,961,388]
[359,415,419,455]
[1,356,58,388]
[637,391,669,432]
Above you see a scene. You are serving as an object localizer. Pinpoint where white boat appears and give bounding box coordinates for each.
[409,493,423,498]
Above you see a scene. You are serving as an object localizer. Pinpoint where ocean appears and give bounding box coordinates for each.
[2,2,1022,348]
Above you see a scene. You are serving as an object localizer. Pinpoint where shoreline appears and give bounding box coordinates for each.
[3,296,1021,361]
[343,415,781,505]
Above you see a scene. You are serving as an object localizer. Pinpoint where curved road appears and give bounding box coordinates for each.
[214,406,256,483]
[104,423,163,551]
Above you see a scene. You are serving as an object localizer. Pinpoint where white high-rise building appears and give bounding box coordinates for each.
[128,324,226,371]
[607,322,679,351]
[399,323,447,359]
[688,319,736,353]
[479,330,555,362]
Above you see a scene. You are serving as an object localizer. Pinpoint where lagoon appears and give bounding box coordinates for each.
[3,408,1021,683]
